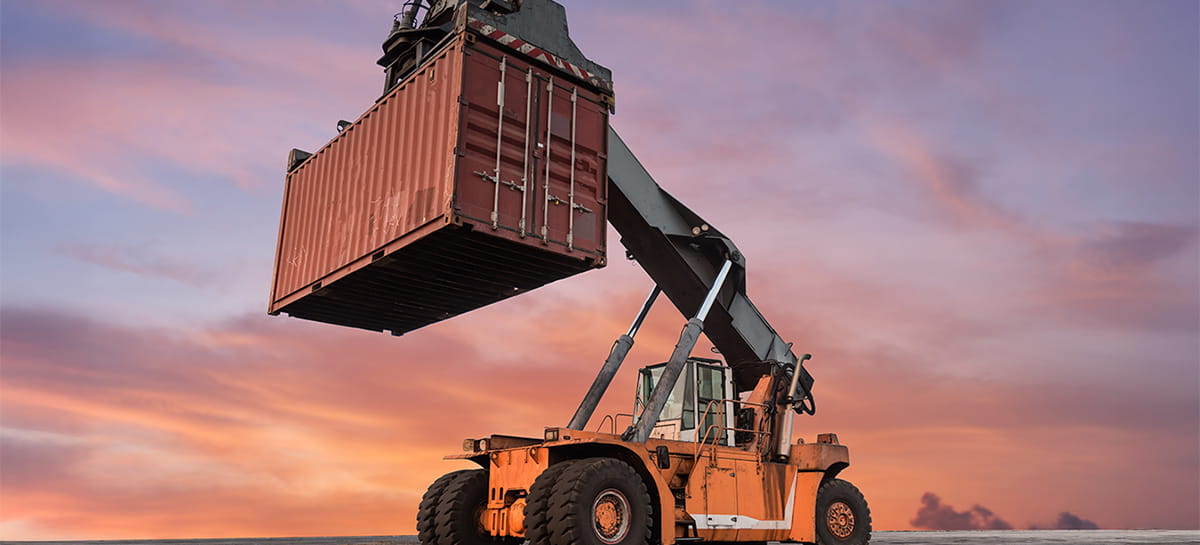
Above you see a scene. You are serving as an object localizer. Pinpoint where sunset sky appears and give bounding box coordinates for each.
[1,0,1198,540]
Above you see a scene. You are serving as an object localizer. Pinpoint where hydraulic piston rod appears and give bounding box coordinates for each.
[777,353,813,458]
[625,260,733,443]
[567,286,662,431]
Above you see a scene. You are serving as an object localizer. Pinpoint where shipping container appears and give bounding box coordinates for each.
[269,29,610,335]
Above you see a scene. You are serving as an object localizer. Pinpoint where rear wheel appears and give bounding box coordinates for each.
[417,470,472,545]
[525,460,582,545]
[433,469,510,545]
[545,458,652,545]
[815,479,871,545]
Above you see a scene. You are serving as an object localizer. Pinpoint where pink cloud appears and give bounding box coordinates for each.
[2,61,244,212]
[0,2,381,212]
[57,244,213,287]
[867,122,1037,236]
[863,120,1197,331]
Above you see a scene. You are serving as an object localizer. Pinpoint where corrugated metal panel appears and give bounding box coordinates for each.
[269,31,610,335]
[272,39,463,303]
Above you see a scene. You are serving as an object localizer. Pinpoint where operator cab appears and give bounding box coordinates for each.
[634,357,736,446]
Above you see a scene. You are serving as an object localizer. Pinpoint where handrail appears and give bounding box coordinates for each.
[596,413,635,435]
[694,399,728,463]
[693,398,772,463]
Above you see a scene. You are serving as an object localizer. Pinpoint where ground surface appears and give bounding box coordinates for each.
[4,530,1199,545]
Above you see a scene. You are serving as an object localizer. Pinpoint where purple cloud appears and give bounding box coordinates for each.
[911,492,1014,530]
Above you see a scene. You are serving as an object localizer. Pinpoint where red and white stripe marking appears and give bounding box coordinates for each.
[468,18,610,91]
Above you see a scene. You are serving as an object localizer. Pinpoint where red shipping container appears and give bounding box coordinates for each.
[269,31,610,335]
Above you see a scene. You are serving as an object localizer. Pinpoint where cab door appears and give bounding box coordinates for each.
[733,460,794,541]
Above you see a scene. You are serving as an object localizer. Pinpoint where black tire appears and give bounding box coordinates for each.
[418,470,473,545]
[815,479,872,545]
[545,458,652,545]
[524,460,582,545]
[434,469,509,545]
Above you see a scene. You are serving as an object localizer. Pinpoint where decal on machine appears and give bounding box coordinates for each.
[467,18,612,91]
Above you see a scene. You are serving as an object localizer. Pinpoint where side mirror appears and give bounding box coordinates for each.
[655,445,671,469]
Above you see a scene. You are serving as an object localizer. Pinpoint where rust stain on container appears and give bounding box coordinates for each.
[269,32,609,335]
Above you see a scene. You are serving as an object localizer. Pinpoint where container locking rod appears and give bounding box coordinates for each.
[567,87,578,250]
[490,55,507,230]
[541,77,554,243]
[519,67,533,237]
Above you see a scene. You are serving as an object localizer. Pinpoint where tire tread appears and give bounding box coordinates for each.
[545,458,652,545]
[434,469,492,545]
[417,470,472,545]
[525,460,581,545]
[815,478,872,545]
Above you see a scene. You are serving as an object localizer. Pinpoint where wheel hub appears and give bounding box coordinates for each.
[592,488,631,544]
[827,500,855,539]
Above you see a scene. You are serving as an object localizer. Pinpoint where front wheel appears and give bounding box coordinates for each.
[815,478,871,545]
[545,458,652,545]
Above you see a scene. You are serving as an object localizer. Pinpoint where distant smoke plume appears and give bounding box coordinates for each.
[1052,512,1099,530]
[911,492,1014,530]
[914,493,1103,531]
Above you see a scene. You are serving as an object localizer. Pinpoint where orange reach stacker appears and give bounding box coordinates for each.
[269,1,871,544]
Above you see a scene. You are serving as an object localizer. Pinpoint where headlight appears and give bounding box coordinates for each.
[544,428,559,442]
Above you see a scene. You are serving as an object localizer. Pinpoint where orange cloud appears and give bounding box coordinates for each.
[1,3,1195,540]
[0,294,668,539]
[3,288,1197,539]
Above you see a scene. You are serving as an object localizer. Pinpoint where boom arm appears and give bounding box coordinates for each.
[386,0,816,453]
[607,129,809,391]
[591,128,816,448]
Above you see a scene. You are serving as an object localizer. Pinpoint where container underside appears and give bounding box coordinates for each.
[273,223,600,335]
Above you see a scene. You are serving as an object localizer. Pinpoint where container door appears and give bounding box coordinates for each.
[457,48,539,238]
[529,70,607,256]
[454,40,607,259]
